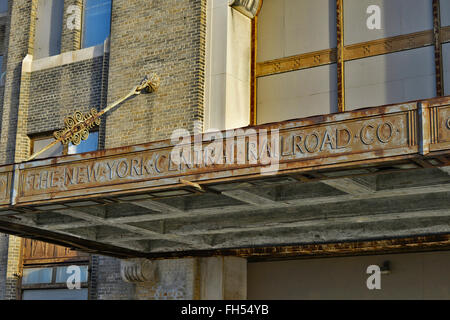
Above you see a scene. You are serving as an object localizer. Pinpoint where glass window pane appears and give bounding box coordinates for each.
[444,43,450,95]
[0,55,5,85]
[68,131,98,154]
[82,0,112,48]
[22,268,53,285]
[22,288,88,300]
[344,0,433,45]
[257,64,338,124]
[0,0,8,13]
[345,47,436,110]
[441,0,450,27]
[55,265,89,284]
[257,0,336,62]
[32,137,64,159]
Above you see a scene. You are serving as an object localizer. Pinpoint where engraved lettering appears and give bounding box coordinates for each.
[168,153,180,171]
[131,158,142,177]
[143,157,155,174]
[87,163,102,182]
[50,171,58,188]
[155,154,167,174]
[247,141,258,164]
[293,135,305,154]
[40,171,49,190]
[65,167,77,186]
[361,124,375,145]
[377,122,393,143]
[78,167,88,184]
[281,136,293,156]
[304,133,320,153]
[336,128,351,149]
[320,130,335,151]
[116,160,129,178]
[106,161,117,180]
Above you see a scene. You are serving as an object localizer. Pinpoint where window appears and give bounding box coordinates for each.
[31,131,99,160]
[33,0,64,59]
[21,265,89,300]
[255,0,440,124]
[82,0,112,48]
[0,55,5,86]
[0,0,7,14]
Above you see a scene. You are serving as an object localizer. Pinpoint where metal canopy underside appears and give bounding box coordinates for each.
[0,97,449,259]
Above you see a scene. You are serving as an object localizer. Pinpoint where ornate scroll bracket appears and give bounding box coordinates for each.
[120,258,158,283]
[229,0,263,19]
[27,74,160,161]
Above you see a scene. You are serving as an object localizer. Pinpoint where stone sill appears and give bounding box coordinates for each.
[22,38,110,74]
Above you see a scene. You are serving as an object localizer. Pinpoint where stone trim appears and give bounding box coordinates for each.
[29,38,109,73]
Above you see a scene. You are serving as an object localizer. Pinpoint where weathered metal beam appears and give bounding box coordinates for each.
[343,30,434,62]
[256,30,437,77]
[7,100,443,207]
[132,199,185,214]
[321,177,375,195]
[172,208,450,238]
[222,189,283,206]
[53,208,205,248]
[256,48,337,77]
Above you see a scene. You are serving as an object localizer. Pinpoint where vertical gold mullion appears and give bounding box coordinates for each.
[250,16,257,126]
[337,0,345,112]
[433,0,444,96]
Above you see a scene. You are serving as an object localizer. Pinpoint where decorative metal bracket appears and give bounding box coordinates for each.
[27,74,160,161]
[228,0,263,19]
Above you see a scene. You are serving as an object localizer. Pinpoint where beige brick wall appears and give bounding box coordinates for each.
[104,0,207,148]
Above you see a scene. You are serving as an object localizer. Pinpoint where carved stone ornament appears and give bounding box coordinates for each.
[228,0,263,19]
[120,258,157,283]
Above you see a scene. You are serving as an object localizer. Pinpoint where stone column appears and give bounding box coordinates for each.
[199,256,247,300]
[121,257,247,300]
[204,0,252,131]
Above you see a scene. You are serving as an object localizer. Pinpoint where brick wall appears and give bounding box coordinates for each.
[27,57,105,135]
[104,0,207,148]
[0,234,9,300]
[3,236,21,300]
[0,0,34,165]
[90,255,135,300]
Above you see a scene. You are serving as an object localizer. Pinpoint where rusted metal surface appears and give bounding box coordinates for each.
[256,29,442,78]
[442,25,450,43]
[427,99,450,152]
[22,238,89,265]
[0,97,447,208]
[9,104,417,205]
[0,97,449,259]
[250,16,257,125]
[256,48,337,78]
[343,30,434,62]
[336,0,345,112]
[433,0,444,97]
[0,165,13,206]
[0,219,146,259]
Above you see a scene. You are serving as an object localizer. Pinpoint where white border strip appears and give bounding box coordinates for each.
[29,38,110,73]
